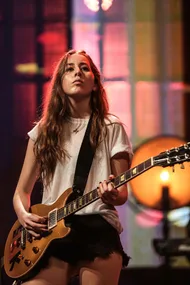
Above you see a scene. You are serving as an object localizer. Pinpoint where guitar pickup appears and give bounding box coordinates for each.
[48,208,58,230]
[20,227,26,249]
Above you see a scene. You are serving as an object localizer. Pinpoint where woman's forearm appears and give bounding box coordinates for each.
[13,190,31,218]
[112,184,128,206]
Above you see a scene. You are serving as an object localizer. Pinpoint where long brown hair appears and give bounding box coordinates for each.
[34,50,109,186]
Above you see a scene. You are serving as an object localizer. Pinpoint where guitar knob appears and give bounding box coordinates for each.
[24,259,31,266]
[32,246,39,254]
[180,163,185,169]
[18,254,24,260]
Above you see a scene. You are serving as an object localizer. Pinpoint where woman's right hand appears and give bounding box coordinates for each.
[18,211,48,238]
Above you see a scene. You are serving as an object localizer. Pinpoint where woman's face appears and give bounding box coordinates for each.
[62,53,95,100]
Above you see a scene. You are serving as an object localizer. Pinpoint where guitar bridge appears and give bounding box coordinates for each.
[48,208,58,230]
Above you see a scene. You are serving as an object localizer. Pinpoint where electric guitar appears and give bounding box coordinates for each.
[4,142,190,280]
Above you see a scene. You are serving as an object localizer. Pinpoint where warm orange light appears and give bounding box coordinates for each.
[160,170,170,185]
[130,136,190,210]
[15,63,43,74]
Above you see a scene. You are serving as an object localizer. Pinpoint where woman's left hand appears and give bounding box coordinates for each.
[98,175,119,205]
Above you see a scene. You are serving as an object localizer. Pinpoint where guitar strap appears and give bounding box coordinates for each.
[72,113,97,197]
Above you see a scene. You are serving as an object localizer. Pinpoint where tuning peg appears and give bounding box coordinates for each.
[180,163,185,169]
[172,166,175,172]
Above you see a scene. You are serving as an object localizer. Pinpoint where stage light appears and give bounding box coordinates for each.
[15,63,43,74]
[84,0,114,12]
[84,0,99,12]
[130,136,190,210]
[160,170,170,185]
[101,0,113,11]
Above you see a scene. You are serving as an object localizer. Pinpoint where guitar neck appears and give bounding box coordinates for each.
[57,157,154,221]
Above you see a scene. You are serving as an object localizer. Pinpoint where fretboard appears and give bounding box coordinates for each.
[57,157,153,221]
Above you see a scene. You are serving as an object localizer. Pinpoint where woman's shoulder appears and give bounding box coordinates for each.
[105,114,122,126]
[28,120,42,141]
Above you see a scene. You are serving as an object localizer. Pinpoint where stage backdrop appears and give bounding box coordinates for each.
[71,0,189,267]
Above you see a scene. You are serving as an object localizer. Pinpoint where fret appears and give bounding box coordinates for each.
[57,209,63,220]
[94,189,98,199]
[85,193,89,203]
[92,191,95,199]
[68,204,71,214]
[89,192,93,201]
[125,171,131,180]
[73,201,77,210]
[64,207,67,216]
[145,158,152,168]
[114,173,126,188]
[137,162,144,173]
[78,197,83,207]
[131,167,137,176]
[114,176,120,187]
[120,174,125,183]
[64,205,67,215]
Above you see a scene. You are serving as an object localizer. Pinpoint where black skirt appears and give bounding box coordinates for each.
[21,214,130,282]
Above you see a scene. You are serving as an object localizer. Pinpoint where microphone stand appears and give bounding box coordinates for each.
[161,185,170,267]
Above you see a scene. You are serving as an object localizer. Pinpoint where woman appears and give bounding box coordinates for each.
[13,50,133,285]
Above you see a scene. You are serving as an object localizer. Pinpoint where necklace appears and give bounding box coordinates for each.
[71,117,89,134]
[73,126,80,134]
[72,122,83,134]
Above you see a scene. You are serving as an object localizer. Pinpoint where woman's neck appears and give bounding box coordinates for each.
[68,96,91,118]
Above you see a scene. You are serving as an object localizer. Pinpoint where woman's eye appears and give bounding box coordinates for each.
[65,67,73,72]
[82,66,89,71]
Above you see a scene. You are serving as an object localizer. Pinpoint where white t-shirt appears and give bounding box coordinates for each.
[28,115,133,233]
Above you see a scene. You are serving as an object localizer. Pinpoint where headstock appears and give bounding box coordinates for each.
[153,142,190,168]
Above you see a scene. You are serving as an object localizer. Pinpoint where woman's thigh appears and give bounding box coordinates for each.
[22,257,78,285]
[79,252,122,285]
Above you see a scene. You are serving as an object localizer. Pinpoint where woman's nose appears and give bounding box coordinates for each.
[75,67,82,76]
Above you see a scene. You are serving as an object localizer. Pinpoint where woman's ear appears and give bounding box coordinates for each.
[92,85,97,91]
